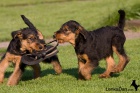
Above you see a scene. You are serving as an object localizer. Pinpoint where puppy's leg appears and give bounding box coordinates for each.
[51,55,62,74]
[43,55,62,74]
[0,58,10,83]
[31,64,41,78]
[79,60,98,80]
[7,57,23,86]
[78,61,85,80]
[112,46,130,73]
[99,56,115,78]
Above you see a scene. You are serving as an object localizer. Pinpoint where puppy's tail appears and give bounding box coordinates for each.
[21,15,37,34]
[118,10,125,30]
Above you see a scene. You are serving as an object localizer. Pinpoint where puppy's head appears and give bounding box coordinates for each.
[54,20,86,46]
[11,28,45,53]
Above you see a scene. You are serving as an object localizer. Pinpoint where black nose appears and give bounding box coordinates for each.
[53,35,56,39]
[39,45,43,49]
[39,39,45,44]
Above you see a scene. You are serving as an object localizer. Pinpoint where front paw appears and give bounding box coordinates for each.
[99,73,110,78]
[7,81,18,86]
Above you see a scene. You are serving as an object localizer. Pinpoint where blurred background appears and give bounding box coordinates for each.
[0,0,139,41]
[0,1,140,92]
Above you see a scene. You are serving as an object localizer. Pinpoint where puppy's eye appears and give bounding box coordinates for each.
[64,30,71,35]
[28,37,34,41]
[17,33,22,35]
[65,32,71,35]
[63,29,67,32]
[28,37,30,39]
[28,37,37,41]
[34,37,37,40]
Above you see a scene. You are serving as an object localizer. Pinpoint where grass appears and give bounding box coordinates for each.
[0,0,140,93]
[0,0,139,41]
[125,3,140,32]
[0,39,140,93]
[126,3,140,20]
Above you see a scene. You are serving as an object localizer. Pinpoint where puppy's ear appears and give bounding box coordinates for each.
[11,30,23,39]
[37,30,44,39]
[21,15,38,34]
[71,21,80,32]
[75,26,86,39]
[79,30,86,39]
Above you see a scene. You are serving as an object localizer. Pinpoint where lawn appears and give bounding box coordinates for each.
[0,0,140,93]
[0,39,140,93]
[0,0,139,41]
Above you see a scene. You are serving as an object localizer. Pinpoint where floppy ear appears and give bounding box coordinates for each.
[75,26,86,39]
[37,30,44,39]
[79,30,87,39]
[11,30,23,39]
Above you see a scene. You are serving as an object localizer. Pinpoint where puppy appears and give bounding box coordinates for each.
[0,15,62,86]
[54,10,129,80]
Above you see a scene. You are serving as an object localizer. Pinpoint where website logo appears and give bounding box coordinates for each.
[106,80,139,92]
[130,80,140,91]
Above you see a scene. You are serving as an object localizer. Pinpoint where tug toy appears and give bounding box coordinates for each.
[21,40,58,65]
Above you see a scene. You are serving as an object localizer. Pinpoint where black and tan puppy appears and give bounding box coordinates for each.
[54,10,129,80]
[0,15,62,86]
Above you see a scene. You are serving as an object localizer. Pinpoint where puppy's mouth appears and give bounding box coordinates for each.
[53,37,64,44]
[28,45,45,53]
[53,34,75,47]
[56,39,65,44]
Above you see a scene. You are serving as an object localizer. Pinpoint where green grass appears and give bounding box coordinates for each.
[0,39,140,93]
[0,0,140,92]
[0,0,139,41]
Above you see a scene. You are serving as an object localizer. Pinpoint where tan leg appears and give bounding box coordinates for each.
[112,46,130,73]
[78,61,85,72]
[49,55,62,74]
[78,54,97,80]
[0,58,10,83]
[114,54,129,73]
[78,61,85,80]
[31,64,41,79]
[7,61,23,86]
[42,56,62,75]
[80,62,94,80]
[51,61,62,74]
[7,56,23,86]
[99,56,115,78]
